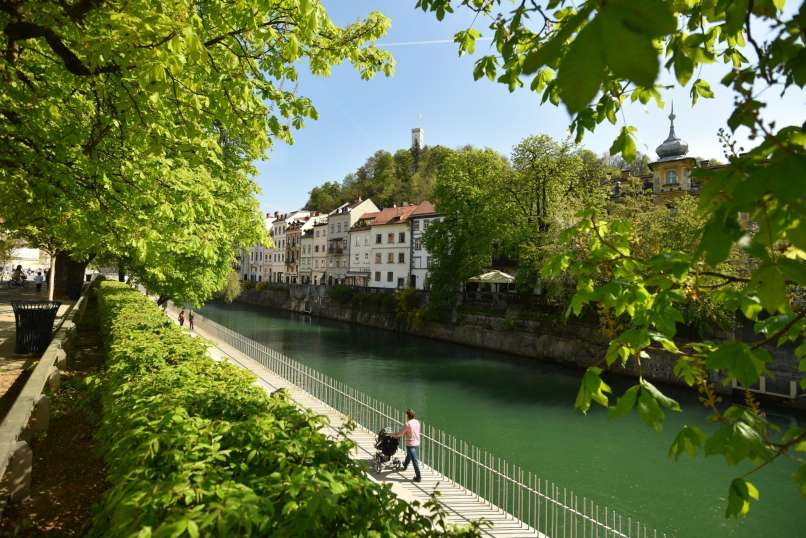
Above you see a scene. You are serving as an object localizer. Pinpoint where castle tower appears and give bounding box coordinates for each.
[411,128,424,150]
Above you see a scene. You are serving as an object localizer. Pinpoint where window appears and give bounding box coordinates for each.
[398,252,405,264]
[315,230,319,237]
[387,253,394,264]
[375,271,381,282]
[427,257,433,268]
[375,253,381,264]
[354,253,359,262]
[397,277,404,288]
[387,271,393,282]
[423,220,430,230]
[398,232,406,243]
[337,223,342,233]
[375,234,382,244]
[330,224,335,233]
[412,220,420,231]
[364,252,368,260]
[315,245,318,253]
[666,170,678,185]
[387,233,394,244]
[414,238,422,251]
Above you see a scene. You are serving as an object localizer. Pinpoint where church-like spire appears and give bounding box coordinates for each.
[656,102,688,159]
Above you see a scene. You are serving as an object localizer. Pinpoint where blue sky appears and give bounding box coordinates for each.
[256,1,804,213]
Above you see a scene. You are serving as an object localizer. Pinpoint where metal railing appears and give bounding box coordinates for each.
[191,311,667,538]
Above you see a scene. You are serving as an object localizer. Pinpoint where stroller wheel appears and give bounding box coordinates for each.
[373,455,382,473]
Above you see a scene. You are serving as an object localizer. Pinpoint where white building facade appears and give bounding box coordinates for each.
[368,205,416,289]
[312,219,328,285]
[409,201,440,290]
[346,212,378,287]
[326,198,378,285]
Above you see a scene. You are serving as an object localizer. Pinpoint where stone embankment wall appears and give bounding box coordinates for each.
[237,286,681,385]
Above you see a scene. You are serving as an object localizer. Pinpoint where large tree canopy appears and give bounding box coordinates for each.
[419,0,806,517]
[0,0,393,303]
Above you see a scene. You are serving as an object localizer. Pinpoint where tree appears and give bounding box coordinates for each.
[304,181,344,212]
[222,270,242,304]
[303,145,455,210]
[424,147,513,318]
[419,0,806,516]
[0,1,394,304]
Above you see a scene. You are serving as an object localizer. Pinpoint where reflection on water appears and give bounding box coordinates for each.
[200,301,804,538]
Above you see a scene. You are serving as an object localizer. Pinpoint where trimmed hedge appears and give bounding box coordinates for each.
[93,282,479,537]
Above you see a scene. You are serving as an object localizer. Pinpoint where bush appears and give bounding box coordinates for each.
[93,282,480,537]
[255,280,268,292]
[326,284,354,305]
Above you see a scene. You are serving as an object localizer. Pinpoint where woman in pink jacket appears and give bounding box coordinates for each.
[394,408,422,482]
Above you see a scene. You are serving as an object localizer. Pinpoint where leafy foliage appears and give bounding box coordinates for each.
[0,1,394,305]
[304,146,454,211]
[221,271,242,304]
[421,0,806,516]
[94,281,481,537]
[424,147,514,318]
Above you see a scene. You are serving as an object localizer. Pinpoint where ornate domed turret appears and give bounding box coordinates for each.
[655,103,689,159]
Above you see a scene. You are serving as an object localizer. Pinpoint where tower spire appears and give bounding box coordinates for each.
[655,101,688,158]
[667,101,677,139]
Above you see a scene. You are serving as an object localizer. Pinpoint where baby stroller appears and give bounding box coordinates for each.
[373,428,402,473]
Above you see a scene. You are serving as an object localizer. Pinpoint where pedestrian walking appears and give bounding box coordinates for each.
[393,408,422,482]
[178,309,185,327]
[188,311,194,331]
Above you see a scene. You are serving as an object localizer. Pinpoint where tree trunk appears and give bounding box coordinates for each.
[53,252,87,300]
[47,253,56,301]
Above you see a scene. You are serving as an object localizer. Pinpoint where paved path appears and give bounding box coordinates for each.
[0,286,73,407]
[178,311,540,537]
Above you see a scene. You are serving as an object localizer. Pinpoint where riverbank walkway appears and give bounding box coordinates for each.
[169,308,540,538]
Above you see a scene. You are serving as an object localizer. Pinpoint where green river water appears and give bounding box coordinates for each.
[199,301,804,537]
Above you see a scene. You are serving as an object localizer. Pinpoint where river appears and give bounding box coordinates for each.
[199,301,804,537]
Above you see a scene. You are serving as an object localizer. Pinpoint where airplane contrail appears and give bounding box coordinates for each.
[377,37,492,47]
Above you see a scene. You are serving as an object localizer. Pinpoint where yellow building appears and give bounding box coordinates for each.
[648,105,698,204]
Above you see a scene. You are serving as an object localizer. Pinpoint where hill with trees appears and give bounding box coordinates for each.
[304,145,454,211]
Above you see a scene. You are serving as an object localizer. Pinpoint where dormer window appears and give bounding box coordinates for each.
[666,170,678,185]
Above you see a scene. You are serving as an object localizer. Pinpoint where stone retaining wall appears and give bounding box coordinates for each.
[236,287,681,385]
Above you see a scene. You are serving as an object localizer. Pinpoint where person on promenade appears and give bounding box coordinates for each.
[393,408,422,483]
[11,265,26,287]
[178,309,186,327]
[34,271,44,292]
[188,311,194,331]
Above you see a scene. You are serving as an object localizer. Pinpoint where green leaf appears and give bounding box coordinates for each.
[609,384,640,418]
[673,53,695,86]
[607,0,676,37]
[726,478,759,518]
[609,126,638,161]
[691,78,715,104]
[668,425,706,460]
[557,19,605,114]
[698,207,743,266]
[600,13,659,87]
[575,367,612,413]
[637,388,665,431]
[794,464,806,498]
[751,263,788,313]
[706,342,769,387]
[640,378,682,412]
[522,6,591,74]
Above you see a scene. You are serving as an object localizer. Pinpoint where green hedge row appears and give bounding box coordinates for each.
[93,281,479,537]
